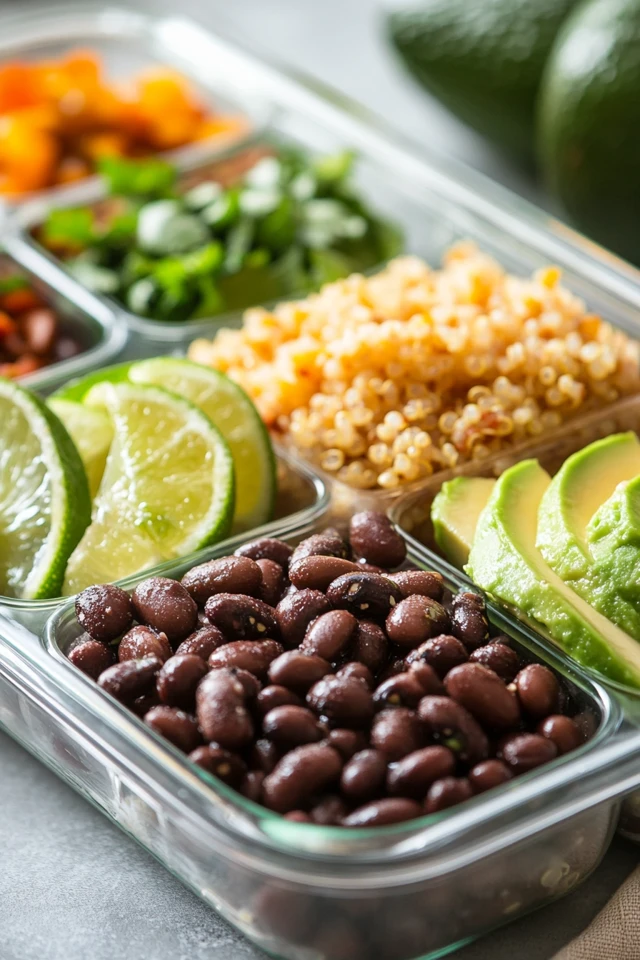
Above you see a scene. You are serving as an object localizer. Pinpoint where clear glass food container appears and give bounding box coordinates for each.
[1,4,640,952]
[0,248,127,394]
[0,445,328,635]
[0,524,631,960]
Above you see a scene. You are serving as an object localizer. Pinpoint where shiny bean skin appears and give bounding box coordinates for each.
[342,798,421,827]
[156,654,208,709]
[336,662,374,688]
[181,556,263,604]
[132,578,198,643]
[469,642,520,681]
[449,592,490,650]
[68,639,115,680]
[289,555,360,591]
[340,749,388,803]
[196,669,253,750]
[349,512,406,568]
[418,696,489,765]
[189,744,246,787]
[387,746,455,798]
[445,663,521,730]
[98,656,162,704]
[405,635,468,678]
[235,537,293,570]
[300,609,357,660]
[227,668,261,699]
[118,625,173,664]
[255,685,303,718]
[257,559,286,607]
[290,532,351,565]
[370,709,424,761]
[275,589,331,648]
[249,738,281,774]
[262,743,343,813]
[407,661,444,695]
[268,650,332,692]
[175,625,225,660]
[263,705,322,748]
[373,672,426,709]
[208,639,283,679]
[424,777,473,814]
[515,664,560,719]
[205,593,279,642]
[500,733,558,773]
[131,691,160,718]
[327,573,403,622]
[75,584,134,642]
[468,759,513,794]
[387,570,444,601]
[144,706,202,753]
[386,596,451,649]
[307,675,374,727]
[351,620,388,673]
[241,770,265,803]
[310,795,348,826]
[537,715,582,755]
[326,728,367,760]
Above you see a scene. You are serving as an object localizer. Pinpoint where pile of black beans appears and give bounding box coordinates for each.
[68,511,587,828]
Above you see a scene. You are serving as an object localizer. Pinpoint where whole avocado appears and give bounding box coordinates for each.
[386,0,579,163]
[538,0,640,264]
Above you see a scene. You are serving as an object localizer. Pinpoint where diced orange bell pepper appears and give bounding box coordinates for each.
[0,114,59,193]
[0,311,17,337]
[0,63,41,112]
[0,287,43,314]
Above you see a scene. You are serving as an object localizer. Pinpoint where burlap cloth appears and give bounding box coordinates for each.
[552,865,640,959]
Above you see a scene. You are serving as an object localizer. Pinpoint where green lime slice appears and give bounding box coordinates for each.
[61,382,235,595]
[0,378,91,599]
[48,399,114,499]
[129,357,275,534]
[52,361,134,403]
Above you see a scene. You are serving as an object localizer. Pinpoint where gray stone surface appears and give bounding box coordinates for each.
[0,0,638,958]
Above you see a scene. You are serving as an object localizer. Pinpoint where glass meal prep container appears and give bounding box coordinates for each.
[1,4,640,955]
[0,521,634,960]
[0,445,328,635]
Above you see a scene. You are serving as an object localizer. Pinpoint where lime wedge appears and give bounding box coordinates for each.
[62,382,235,595]
[52,361,133,403]
[48,399,114,498]
[0,378,91,599]
[129,357,275,533]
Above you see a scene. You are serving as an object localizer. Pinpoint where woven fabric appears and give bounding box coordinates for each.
[553,865,640,960]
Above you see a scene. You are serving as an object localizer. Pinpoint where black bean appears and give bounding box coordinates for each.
[290,531,351,565]
[300,609,357,660]
[98,656,162,704]
[255,685,303,718]
[327,573,402,622]
[235,537,293,570]
[499,733,558,773]
[468,759,513,794]
[373,672,426,709]
[156,654,208,709]
[175,625,225,660]
[343,798,421,827]
[450,592,490,650]
[386,596,451,648]
[307,675,374,727]
[263,743,343,813]
[537,715,582,755]
[189,744,246,787]
[275,589,331,648]
[340,749,387,803]
[118,625,172,664]
[387,746,455,798]
[268,650,332,692]
[257,558,286,606]
[181,556,263,604]
[196,669,253,750]
[424,777,473,813]
[263,705,322,748]
[445,663,521,730]
[469,642,520,681]
[405,634,468,678]
[208,639,283,678]
[325,728,367,761]
[417,696,488,765]
[349,512,406,568]
[387,570,444,601]
[289,555,359,591]
[310,795,348,826]
[132,578,198,643]
[75,584,134,642]
[205,594,279,641]
[351,620,388,673]
[370,708,424,761]
[68,639,115,680]
[514,664,560,719]
[144,705,202,753]
[336,662,374,688]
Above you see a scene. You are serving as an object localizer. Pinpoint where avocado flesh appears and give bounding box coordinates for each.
[537,432,640,640]
[587,476,640,609]
[467,459,640,688]
[432,476,496,568]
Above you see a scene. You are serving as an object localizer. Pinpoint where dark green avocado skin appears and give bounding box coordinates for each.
[387,0,578,164]
[538,0,640,265]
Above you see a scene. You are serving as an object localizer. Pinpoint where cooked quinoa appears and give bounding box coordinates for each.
[189,243,640,490]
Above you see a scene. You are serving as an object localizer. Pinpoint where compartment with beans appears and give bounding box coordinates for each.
[64,512,597,828]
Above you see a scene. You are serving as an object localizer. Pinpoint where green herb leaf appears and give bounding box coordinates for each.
[98,156,176,199]
[0,274,29,296]
[42,208,95,248]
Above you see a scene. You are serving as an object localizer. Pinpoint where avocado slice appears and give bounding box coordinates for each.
[587,476,640,609]
[432,476,496,568]
[536,432,640,639]
[537,433,640,579]
[467,459,640,688]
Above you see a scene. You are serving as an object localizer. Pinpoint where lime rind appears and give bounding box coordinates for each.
[61,381,234,595]
[0,379,91,599]
[128,357,276,533]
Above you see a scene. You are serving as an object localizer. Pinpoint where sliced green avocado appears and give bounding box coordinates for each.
[536,432,640,640]
[467,459,640,688]
[432,476,496,568]
[537,433,640,580]
[587,476,640,607]
[387,0,579,164]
